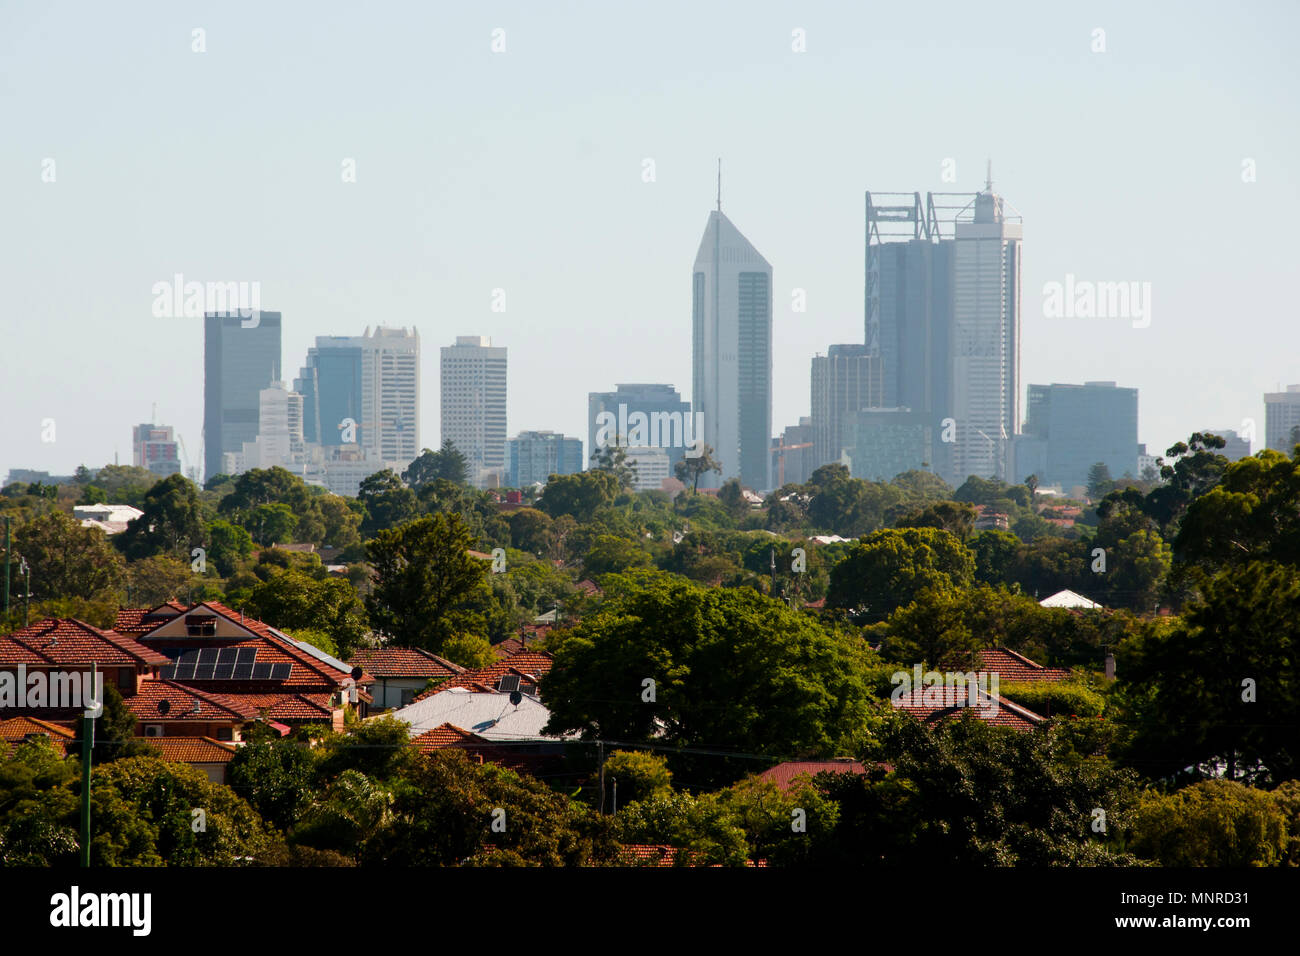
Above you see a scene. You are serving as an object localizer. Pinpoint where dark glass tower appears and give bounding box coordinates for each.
[203,311,282,481]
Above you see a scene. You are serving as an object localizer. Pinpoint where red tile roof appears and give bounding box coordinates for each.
[149,736,238,763]
[757,758,868,791]
[892,686,1044,730]
[411,651,553,703]
[409,722,488,752]
[0,715,76,755]
[0,619,171,668]
[975,647,1072,683]
[234,692,336,721]
[348,647,464,679]
[126,679,260,722]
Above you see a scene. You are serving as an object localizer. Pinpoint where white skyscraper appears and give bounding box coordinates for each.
[360,326,419,467]
[950,177,1022,481]
[441,336,508,488]
[691,202,773,490]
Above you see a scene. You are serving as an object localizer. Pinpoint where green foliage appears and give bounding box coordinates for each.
[227,732,316,832]
[207,519,254,575]
[827,527,975,622]
[118,474,206,560]
[603,750,673,805]
[13,510,124,600]
[614,790,750,866]
[1129,780,1289,866]
[365,514,489,655]
[404,439,469,489]
[995,681,1107,719]
[243,569,368,658]
[582,534,652,579]
[538,470,621,522]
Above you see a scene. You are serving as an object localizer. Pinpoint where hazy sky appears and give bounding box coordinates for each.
[2,1,1297,481]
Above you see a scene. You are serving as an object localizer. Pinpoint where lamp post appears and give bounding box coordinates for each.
[18,556,29,627]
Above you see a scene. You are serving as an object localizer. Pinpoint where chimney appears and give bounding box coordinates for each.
[1104,652,1116,681]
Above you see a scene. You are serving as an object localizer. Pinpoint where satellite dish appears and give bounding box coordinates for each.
[509,690,522,706]
[157,699,171,716]
[351,666,363,681]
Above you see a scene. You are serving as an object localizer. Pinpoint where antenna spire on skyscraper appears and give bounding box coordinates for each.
[717,158,722,211]
[985,158,993,192]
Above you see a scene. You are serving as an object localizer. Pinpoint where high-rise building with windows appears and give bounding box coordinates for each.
[132,423,182,477]
[506,431,584,488]
[810,345,883,468]
[204,311,282,481]
[441,336,507,488]
[1015,382,1139,492]
[587,383,694,474]
[293,327,419,468]
[1265,386,1300,453]
[865,175,1021,486]
[692,205,772,490]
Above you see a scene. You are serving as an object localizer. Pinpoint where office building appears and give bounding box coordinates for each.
[441,336,507,488]
[506,431,584,488]
[588,383,694,473]
[1016,382,1140,491]
[204,311,282,481]
[844,408,932,482]
[692,202,772,490]
[623,446,672,492]
[1265,386,1300,453]
[132,424,182,477]
[810,345,883,469]
[772,417,816,488]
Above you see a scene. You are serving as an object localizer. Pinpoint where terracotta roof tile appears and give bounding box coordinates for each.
[409,722,488,752]
[348,648,464,679]
[410,651,552,703]
[892,685,1044,730]
[149,736,238,763]
[0,715,76,755]
[974,647,1072,683]
[757,758,868,791]
[126,679,260,722]
[0,619,170,667]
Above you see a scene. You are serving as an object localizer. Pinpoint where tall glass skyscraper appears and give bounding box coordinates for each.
[692,207,772,490]
[1016,382,1139,492]
[441,336,507,488]
[203,311,282,481]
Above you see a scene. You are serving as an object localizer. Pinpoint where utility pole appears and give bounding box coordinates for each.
[80,662,97,867]
[19,557,30,627]
[597,740,606,814]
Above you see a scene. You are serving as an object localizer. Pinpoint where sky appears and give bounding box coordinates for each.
[2,0,1297,481]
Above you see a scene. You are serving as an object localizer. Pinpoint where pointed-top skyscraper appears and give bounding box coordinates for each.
[691,178,772,490]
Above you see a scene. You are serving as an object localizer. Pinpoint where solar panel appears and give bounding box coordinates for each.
[173,663,196,680]
[252,663,272,679]
[213,663,234,679]
[236,648,257,664]
[217,648,239,665]
[270,664,291,681]
[159,665,176,679]
[232,663,254,680]
[193,664,216,679]
[197,648,219,665]
[179,649,201,665]
[498,675,520,693]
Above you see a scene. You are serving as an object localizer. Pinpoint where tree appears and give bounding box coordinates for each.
[1129,780,1289,866]
[582,535,652,580]
[1085,462,1114,501]
[365,514,488,655]
[880,587,984,669]
[891,470,953,503]
[805,465,905,538]
[13,510,124,600]
[404,439,469,489]
[117,474,206,561]
[125,556,194,606]
[225,731,316,836]
[590,440,639,491]
[316,494,363,551]
[603,750,673,806]
[543,572,876,787]
[1117,561,1300,784]
[1140,432,1231,534]
[673,444,722,494]
[537,470,620,522]
[207,519,254,576]
[827,527,975,622]
[245,569,368,657]
[506,507,555,555]
[894,500,977,541]
[358,470,420,538]
[970,530,1020,587]
[717,478,749,520]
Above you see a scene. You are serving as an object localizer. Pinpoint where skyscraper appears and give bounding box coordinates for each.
[587,383,693,473]
[204,311,282,481]
[1015,382,1139,492]
[865,175,1021,486]
[810,344,884,468]
[692,201,772,490]
[506,431,584,488]
[294,327,419,466]
[441,336,507,488]
[132,423,182,477]
[1265,386,1300,453]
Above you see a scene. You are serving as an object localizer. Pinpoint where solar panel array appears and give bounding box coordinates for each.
[158,647,290,682]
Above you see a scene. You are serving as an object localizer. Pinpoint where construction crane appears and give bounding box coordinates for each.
[772,440,813,488]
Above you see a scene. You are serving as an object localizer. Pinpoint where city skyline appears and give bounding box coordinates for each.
[3,3,1297,480]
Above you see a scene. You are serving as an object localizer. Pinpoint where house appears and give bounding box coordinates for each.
[891,686,1045,731]
[0,715,76,756]
[347,647,464,709]
[408,650,553,703]
[114,601,374,732]
[73,503,144,536]
[756,757,868,791]
[1038,589,1103,610]
[974,647,1071,683]
[148,737,238,784]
